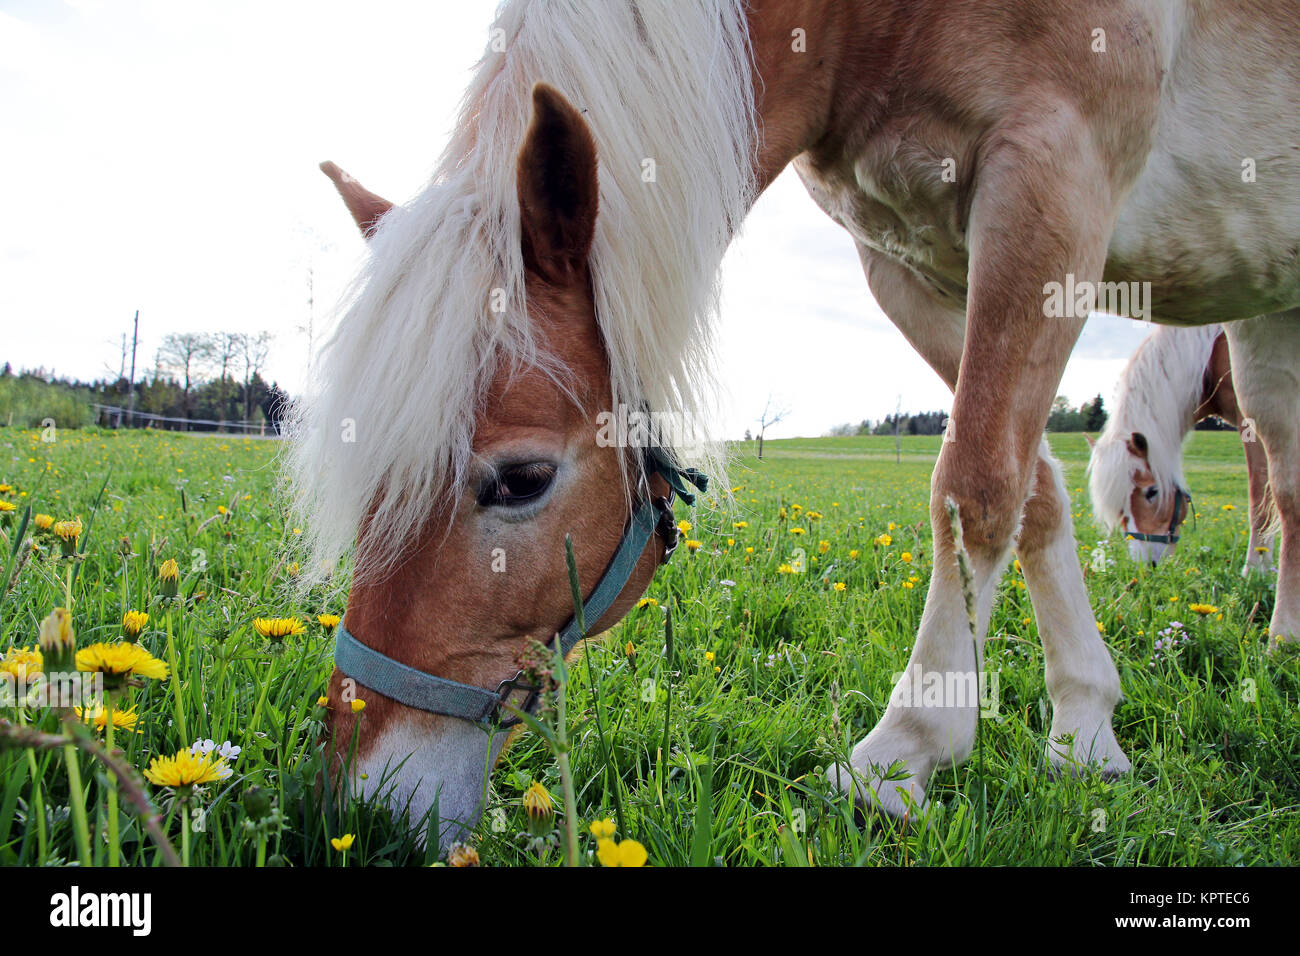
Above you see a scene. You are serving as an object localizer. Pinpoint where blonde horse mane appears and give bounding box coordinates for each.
[287,0,757,583]
[1088,323,1222,533]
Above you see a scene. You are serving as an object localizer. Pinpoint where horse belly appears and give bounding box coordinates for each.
[1106,3,1300,324]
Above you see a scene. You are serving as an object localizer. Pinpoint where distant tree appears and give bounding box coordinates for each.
[755,394,790,460]
[158,333,215,423]
[238,332,272,422]
[1083,394,1107,431]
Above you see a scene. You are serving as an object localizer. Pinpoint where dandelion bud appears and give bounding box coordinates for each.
[242,785,274,822]
[121,609,149,643]
[522,780,554,836]
[158,558,180,599]
[38,607,75,672]
[52,516,82,557]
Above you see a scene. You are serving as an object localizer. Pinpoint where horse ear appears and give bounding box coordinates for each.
[320,161,395,240]
[516,83,599,285]
[1126,431,1149,459]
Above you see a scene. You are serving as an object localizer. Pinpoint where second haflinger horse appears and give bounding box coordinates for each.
[1088,324,1278,572]
[294,1,1300,848]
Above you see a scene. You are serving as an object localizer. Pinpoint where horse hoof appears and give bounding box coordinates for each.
[827,760,929,821]
[1045,732,1132,780]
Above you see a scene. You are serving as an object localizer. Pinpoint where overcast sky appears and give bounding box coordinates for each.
[0,0,1152,438]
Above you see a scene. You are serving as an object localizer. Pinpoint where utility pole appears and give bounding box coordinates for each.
[126,310,139,428]
[116,334,127,427]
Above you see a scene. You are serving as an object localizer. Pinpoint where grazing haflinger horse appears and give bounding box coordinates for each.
[1088,324,1278,572]
[294,0,1300,848]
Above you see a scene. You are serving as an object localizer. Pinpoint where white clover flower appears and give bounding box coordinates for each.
[217,740,241,761]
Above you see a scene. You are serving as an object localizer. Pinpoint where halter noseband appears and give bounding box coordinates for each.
[1124,486,1193,545]
[333,447,707,728]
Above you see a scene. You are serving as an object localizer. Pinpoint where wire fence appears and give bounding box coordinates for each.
[90,404,284,436]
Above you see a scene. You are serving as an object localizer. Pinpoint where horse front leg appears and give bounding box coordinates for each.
[830,118,1124,815]
[856,247,1129,786]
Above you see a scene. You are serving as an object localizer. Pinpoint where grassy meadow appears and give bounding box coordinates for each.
[0,425,1296,866]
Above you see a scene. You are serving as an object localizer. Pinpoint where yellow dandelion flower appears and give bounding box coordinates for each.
[1221,504,1235,511]
[636,597,658,609]
[704,651,715,662]
[733,521,748,530]
[0,500,15,513]
[447,843,480,867]
[590,817,617,840]
[317,614,341,628]
[0,645,42,681]
[1097,621,1106,633]
[33,513,54,531]
[143,749,232,788]
[744,546,754,554]
[676,519,692,534]
[874,534,892,547]
[253,617,306,640]
[790,527,806,536]
[818,540,830,554]
[685,539,702,552]
[216,505,228,515]
[777,563,795,574]
[849,549,860,559]
[75,642,169,681]
[76,704,142,735]
[624,641,635,657]
[833,582,846,592]
[597,837,648,867]
[901,552,914,563]
[316,695,329,707]
[1189,603,1220,615]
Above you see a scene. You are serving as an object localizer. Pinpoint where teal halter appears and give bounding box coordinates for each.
[333,448,707,728]
[1124,486,1193,545]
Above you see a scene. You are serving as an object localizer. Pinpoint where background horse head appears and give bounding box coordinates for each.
[1087,325,1219,564]
[291,1,757,848]
[1088,323,1276,570]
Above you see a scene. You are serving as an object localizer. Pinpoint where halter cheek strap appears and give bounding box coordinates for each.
[1125,486,1193,545]
[333,449,707,728]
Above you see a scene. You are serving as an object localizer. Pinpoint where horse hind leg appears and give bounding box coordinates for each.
[1224,311,1300,650]
[1241,434,1277,575]
[1016,442,1130,777]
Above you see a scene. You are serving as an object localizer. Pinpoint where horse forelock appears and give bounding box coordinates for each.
[286,0,757,585]
[1087,323,1221,532]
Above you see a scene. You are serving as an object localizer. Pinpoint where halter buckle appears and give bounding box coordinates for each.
[654,496,680,562]
[492,670,543,728]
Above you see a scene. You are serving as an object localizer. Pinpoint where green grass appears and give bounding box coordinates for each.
[1,426,1296,866]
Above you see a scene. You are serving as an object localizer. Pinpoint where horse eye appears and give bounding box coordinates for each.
[1144,486,1159,501]
[477,463,557,507]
